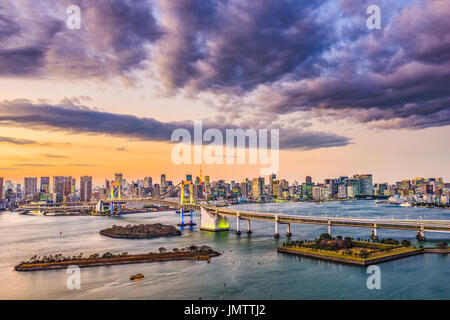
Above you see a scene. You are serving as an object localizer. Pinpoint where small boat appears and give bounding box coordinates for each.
[130,273,144,280]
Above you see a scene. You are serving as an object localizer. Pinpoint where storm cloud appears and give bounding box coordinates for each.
[0,100,351,150]
[1,0,449,131]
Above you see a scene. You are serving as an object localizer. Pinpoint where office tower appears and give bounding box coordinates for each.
[346,179,359,196]
[252,177,265,201]
[338,185,347,199]
[240,181,248,198]
[53,176,65,194]
[358,174,374,196]
[160,174,166,190]
[205,176,210,184]
[186,174,192,182]
[64,177,73,196]
[80,176,92,202]
[105,179,110,191]
[40,177,50,193]
[144,177,152,188]
[115,173,123,186]
[0,177,3,200]
[24,177,38,198]
[306,176,312,184]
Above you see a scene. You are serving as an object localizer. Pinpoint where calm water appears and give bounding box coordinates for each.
[0,201,449,300]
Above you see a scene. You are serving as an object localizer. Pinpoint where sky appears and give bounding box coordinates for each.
[0,0,449,185]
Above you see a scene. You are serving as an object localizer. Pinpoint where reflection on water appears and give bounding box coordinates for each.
[0,201,449,300]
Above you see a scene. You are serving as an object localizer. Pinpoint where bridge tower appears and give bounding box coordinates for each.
[178,181,196,227]
[110,182,122,215]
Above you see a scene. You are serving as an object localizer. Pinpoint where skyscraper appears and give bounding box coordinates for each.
[0,177,3,200]
[80,176,92,202]
[115,173,123,186]
[252,177,265,201]
[24,177,38,198]
[53,176,65,194]
[306,176,312,183]
[144,177,153,188]
[186,174,192,182]
[40,177,50,193]
[358,174,374,196]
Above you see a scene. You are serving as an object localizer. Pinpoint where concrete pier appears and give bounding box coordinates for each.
[274,215,280,238]
[286,223,292,237]
[236,213,241,235]
[246,220,252,234]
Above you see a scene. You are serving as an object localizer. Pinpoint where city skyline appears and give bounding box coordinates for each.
[1,0,450,184]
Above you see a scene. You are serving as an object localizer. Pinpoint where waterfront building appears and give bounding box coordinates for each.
[144,177,152,189]
[80,176,93,202]
[40,177,50,193]
[338,185,347,199]
[114,173,123,186]
[306,176,312,184]
[0,177,3,200]
[357,174,374,196]
[312,186,322,201]
[252,177,265,201]
[160,174,166,192]
[24,177,38,199]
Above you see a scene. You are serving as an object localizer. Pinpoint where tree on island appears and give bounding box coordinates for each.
[319,233,332,240]
[158,247,167,253]
[401,240,411,247]
[436,242,448,249]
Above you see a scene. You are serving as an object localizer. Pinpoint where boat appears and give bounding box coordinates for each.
[130,273,144,280]
[400,202,412,207]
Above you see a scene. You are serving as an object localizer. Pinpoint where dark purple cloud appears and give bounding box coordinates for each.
[157,0,331,92]
[0,100,351,150]
[0,0,163,78]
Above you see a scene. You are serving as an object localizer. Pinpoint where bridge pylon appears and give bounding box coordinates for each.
[178,181,197,228]
[200,207,229,232]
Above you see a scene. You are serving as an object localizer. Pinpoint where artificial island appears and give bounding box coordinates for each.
[278,233,449,266]
[15,245,219,271]
[99,223,181,239]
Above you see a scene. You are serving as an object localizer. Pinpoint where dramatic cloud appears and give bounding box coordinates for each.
[1,0,449,131]
[0,0,163,78]
[0,100,351,150]
[157,0,332,92]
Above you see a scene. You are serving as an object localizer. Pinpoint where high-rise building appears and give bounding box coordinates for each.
[24,177,38,198]
[0,177,3,200]
[205,176,210,184]
[306,176,312,184]
[80,176,92,202]
[186,174,192,182]
[53,176,65,194]
[40,177,50,193]
[252,177,265,201]
[115,173,123,186]
[160,174,166,190]
[144,177,153,189]
[358,174,374,196]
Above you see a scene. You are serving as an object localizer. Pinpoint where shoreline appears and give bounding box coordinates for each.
[99,229,181,239]
[15,251,220,272]
[277,246,449,266]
